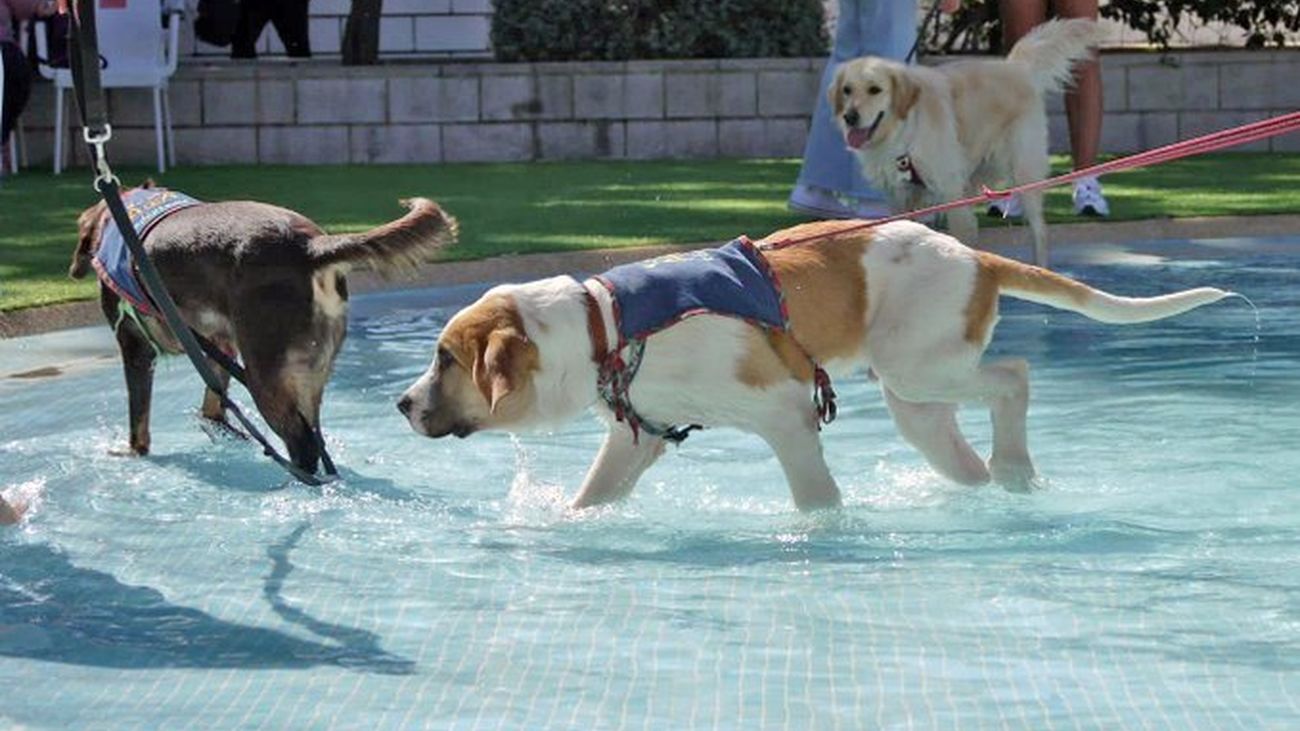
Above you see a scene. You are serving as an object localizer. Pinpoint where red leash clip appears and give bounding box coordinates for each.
[813,366,837,427]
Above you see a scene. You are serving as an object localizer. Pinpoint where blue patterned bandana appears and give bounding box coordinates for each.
[92,187,202,318]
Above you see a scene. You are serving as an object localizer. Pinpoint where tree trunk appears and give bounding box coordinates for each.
[342,0,384,65]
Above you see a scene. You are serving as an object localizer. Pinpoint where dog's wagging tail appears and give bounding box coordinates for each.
[308,197,459,276]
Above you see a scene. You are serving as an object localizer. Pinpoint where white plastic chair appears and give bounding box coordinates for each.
[8,124,25,173]
[35,0,182,174]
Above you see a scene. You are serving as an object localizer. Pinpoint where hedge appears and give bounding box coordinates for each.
[490,0,828,62]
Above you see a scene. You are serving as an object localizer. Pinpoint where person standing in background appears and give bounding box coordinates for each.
[990,0,1110,217]
[0,0,57,175]
[231,0,312,59]
[788,0,917,219]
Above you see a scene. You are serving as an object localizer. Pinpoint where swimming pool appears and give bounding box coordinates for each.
[2,236,1298,729]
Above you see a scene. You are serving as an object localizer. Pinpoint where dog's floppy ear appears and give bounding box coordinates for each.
[471,328,533,415]
[889,67,920,119]
[828,64,846,117]
[69,202,107,279]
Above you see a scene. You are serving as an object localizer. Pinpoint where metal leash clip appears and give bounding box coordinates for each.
[83,124,120,189]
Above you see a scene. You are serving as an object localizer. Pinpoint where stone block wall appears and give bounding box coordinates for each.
[14,49,1299,169]
[1044,50,1300,154]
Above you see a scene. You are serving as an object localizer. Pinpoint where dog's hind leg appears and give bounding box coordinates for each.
[882,386,990,486]
[1011,123,1052,266]
[977,359,1036,491]
[1019,190,1049,267]
[572,421,665,509]
[885,359,1037,491]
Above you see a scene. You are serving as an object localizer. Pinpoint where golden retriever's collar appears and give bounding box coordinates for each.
[895,154,926,188]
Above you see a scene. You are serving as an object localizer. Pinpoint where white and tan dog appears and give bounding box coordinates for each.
[831,18,1104,266]
[398,219,1228,511]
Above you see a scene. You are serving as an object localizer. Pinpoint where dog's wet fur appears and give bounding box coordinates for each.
[71,182,457,472]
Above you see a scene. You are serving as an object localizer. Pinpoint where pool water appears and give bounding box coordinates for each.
[2,238,1298,730]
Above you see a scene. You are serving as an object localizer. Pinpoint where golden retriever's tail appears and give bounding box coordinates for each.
[980,252,1232,324]
[1007,18,1105,95]
[309,198,458,277]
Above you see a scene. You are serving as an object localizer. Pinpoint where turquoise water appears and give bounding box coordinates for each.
[1,239,1298,730]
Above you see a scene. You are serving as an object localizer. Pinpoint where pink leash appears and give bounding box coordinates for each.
[764,111,1300,250]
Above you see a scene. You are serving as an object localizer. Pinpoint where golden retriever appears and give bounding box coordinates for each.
[831,19,1104,266]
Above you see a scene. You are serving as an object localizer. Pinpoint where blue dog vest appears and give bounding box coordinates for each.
[593,237,789,342]
[92,187,202,319]
[586,237,836,442]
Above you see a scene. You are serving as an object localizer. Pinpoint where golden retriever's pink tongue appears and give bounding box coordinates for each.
[846,127,871,149]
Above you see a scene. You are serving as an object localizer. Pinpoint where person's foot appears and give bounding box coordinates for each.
[1073,176,1110,217]
[788,184,856,219]
[986,194,1023,219]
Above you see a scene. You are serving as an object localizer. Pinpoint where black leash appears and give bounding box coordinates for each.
[905,1,945,64]
[68,0,337,485]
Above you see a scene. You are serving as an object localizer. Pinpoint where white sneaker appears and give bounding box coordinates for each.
[1073,176,1110,217]
[788,184,856,219]
[986,194,1023,219]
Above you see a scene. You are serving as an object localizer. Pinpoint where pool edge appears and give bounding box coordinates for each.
[3,213,1298,340]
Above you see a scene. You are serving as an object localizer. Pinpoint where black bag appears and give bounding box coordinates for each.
[25,13,71,69]
[195,0,242,47]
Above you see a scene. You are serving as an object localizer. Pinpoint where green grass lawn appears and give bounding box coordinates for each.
[2,153,1297,311]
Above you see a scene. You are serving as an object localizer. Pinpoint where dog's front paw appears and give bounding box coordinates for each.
[989,457,1038,493]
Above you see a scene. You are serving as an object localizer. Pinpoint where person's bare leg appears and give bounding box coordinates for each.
[0,497,25,525]
[1054,0,1102,170]
[998,0,1048,53]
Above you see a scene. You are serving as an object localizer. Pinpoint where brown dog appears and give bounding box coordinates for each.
[71,186,457,472]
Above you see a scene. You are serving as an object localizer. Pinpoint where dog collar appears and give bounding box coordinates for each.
[581,280,612,365]
[895,154,925,188]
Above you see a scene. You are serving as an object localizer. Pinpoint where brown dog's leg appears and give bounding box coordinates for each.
[200,339,234,423]
[116,322,158,457]
[100,290,156,456]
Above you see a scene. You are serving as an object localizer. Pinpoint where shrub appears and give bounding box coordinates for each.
[1104,0,1300,49]
[490,0,828,62]
[920,0,1300,55]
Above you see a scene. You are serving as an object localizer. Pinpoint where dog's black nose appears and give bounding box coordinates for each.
[397,395,413,417]
[843,108,860,127]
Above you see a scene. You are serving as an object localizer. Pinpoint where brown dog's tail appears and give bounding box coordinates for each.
[982,252,1232,324]
[308,198,458,276]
